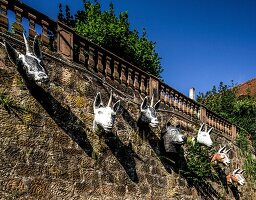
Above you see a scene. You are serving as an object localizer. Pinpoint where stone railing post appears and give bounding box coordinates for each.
[28,13,37,41]
[41,20,50,46]
[79,41,86,63]
[105,56,112,80]
[134,71,140,91]
[96,51,104,77]
[113,60,120,82]
[200,106,207,123]
[140,75,146,94]
[127,68,133,88]
[14,6,23,36]
[149,76,159,100]
[231,124,237,140]
[120,64,127,85]
[0,0,8,32]
[57,22,74,60]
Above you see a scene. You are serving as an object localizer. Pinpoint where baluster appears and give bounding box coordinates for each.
[140,75,146,94]
[178,96,182,111]
[127,68,133,87]
[41,20,49,46]
[14,6,23,36]
[134,71,140,91]
[174,94,179,110]
[79,41,85,63]
[182,98,187,113]
[120,64,127,85]
[165,88,170,105]
[186,101,190,114]
[160,85,165,102]
[88,47,95,71]
[105,56,112,80]
[0,0,8,32]
[113,60,120,82]
[28,13,36,41]
[169,91,174,108]
[96,51,104,77]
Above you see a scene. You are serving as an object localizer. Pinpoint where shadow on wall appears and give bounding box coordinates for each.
[19,65,141,182]
[18,68,95,158]
[135,116,223,200]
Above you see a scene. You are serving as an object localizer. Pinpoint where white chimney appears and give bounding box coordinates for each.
[189,87,195,100]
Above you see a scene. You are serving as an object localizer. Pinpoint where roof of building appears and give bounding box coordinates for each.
[235,78,256,97]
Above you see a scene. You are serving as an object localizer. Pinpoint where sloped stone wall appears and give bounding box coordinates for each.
[0,40,255,200]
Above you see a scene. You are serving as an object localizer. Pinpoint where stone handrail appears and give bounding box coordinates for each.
[0,0,237,139]
[0,0,56,46]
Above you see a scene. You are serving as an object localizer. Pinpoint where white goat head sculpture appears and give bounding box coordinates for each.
[163,122,187,145]
[226,168,245,186]
[93,91,120,132]
[197,123,213,147]
[3,33,49,85]
[211,146,231,166]
[140,95,160,128]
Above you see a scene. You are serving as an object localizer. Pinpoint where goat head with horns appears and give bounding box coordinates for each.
[211,146,231,166]
[140,95,160,128]
[3,33,49,85]
[197,123,213,147]
[226,168,245,186]
[93,91,120,132]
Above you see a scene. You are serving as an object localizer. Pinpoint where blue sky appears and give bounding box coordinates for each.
[19,0,256,96]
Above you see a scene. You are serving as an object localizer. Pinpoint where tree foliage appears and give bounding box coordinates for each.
[197,82,256,147]
[58,0,163,77]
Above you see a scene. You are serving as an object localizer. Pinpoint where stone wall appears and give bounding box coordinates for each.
[0,37,255,200]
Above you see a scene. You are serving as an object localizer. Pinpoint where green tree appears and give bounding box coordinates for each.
[58,0,163,77]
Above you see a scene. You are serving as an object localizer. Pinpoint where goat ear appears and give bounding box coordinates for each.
[225,148,231,154]
[219,146,225,153]
[198,123,205,133]
[113,100,120,113]
[154,100,161,110]
[233,168,240,174]
[208,127,213,134]
[33,35,42,59]
[94,92,102,109]
[141,96,148,110]
[4,41,19,65]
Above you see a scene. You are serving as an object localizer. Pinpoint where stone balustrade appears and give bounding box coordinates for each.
[0,0,237,140]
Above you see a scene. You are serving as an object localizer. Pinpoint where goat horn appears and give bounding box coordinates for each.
[107,90,113,107]
[150,93,154,107]
[23,33,32,54]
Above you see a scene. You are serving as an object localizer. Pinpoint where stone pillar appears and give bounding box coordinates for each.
[88,47,95,71]
[79,41,85,63]
[127,68,133,88]
[0,0,8,32]
[41,20,49,46]
[113,60,120,82]
[96,51,104,77]
[149,76,159,100]
[140,75,146,94]
[120,64,127,85]
[57,22,74,60]
[200,106,207,123]
[105,56,112,80]
[28,13,37,41]
[14,6,23,36]
[134,71,140,91]
[231,124,237,140]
